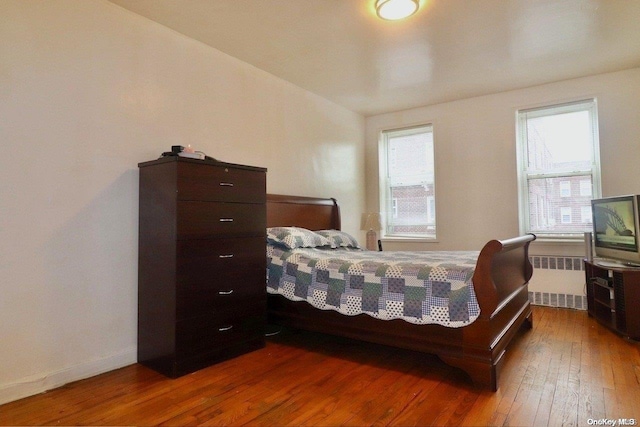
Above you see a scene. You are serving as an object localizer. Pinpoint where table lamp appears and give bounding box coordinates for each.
[361,213,382,251]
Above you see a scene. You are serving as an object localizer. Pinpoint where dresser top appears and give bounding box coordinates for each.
[138,155,266,172]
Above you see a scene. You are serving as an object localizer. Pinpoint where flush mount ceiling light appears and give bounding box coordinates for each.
[375,0,419,20]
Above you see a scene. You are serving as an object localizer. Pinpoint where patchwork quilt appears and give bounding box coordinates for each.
[266,245,481,327]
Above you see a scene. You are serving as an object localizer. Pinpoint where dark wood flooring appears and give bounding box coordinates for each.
[1,306,639,426]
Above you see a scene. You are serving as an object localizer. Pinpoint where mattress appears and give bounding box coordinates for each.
[267,244,481,327]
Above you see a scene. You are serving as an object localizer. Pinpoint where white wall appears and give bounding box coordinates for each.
[365,68,640,251]
[0,0,364,404]
[365,68,640,296]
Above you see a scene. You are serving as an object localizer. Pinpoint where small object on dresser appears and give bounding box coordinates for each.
[178,151,205,160]
[177,144,205,159]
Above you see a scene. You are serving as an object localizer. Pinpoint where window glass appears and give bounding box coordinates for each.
[517,99,601,238]
[379,125,435,238]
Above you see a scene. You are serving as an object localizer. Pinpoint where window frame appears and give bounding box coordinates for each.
[378,123,436,240]
[516,99,602,240]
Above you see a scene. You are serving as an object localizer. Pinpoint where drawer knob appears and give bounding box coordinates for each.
[219,218,234,222]
[218,254,234,259]
[218,325,233,332]
[218,290,234,295]
[219,182,234,187]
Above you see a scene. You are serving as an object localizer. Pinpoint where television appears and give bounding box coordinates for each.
[591,194,640,267]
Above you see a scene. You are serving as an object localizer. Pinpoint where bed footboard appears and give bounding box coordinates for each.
[447,233,536,390]
[473,234,536,320]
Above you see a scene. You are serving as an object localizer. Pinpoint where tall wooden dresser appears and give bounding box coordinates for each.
[137,156,267,378]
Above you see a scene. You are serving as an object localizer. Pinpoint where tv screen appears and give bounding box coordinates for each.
[592,195,640,265]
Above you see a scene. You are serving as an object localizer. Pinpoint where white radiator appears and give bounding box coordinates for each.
[527,255,587,311]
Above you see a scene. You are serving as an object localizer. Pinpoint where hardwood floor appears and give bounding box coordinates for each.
[1,306,639,426]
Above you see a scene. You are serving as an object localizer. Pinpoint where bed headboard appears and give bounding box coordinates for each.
[266,194,341,231]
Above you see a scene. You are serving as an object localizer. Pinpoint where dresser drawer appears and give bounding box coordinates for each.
[175,305,265,359]
[176,237,266,319]
[177,162,266,204]
[177,289,266,321]
[177,201,266,239]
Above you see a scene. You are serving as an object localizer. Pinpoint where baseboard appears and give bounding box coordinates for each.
[529,291,587,310]
[0,346,136,406]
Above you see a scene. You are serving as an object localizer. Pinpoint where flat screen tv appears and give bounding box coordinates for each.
[591,195,640,267]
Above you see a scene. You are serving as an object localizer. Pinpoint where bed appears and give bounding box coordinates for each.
[265,194,535,391]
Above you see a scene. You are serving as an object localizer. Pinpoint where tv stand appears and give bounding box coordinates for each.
[585,260,640,340]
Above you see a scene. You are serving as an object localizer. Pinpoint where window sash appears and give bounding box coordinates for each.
[517,99,601,238]
[379,124,435,239]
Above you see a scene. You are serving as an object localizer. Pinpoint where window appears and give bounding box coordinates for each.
[581,206,592,223]
[516,99,601,238]
[379,124,435,238]
[580,180,592,197]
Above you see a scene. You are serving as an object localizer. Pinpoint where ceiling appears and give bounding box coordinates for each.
[108,0,640,116]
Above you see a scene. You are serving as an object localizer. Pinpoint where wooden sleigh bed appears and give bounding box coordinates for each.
[266,194,536,391]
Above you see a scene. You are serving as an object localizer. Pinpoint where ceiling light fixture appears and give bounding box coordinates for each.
[375,0,419,20]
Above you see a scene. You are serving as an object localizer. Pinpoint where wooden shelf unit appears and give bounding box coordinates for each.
[585,259,640,340]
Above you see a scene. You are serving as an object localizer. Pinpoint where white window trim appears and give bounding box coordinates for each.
[516,99,602,241]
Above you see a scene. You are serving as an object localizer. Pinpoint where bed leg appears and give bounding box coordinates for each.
[523,311,533,330]
[438,354,502,392]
